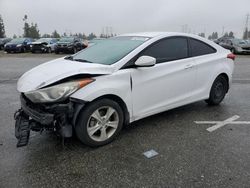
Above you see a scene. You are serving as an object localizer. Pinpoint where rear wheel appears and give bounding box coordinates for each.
[75,99,124,147]
[205,76,228,105]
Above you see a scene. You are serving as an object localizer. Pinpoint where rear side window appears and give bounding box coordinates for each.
[189,38,216,57]
[141,37,188,63]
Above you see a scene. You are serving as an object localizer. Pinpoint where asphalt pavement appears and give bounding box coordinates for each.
[0,51,250,188]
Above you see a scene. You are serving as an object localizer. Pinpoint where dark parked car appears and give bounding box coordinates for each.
[214,37,233,44]
[219,38,250,54]
[0,38,12,50]
[55,37,85,54]
[4,38,34,53]
[30,38,58,53]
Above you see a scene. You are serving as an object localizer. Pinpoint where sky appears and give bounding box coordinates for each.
[0,0,250,38]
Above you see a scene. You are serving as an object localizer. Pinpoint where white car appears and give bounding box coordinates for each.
[15,32,235,147]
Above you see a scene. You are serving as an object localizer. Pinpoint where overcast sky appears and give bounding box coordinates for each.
[0,0,249,38]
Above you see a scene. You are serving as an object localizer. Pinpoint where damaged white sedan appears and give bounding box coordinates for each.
[15,32,235,147]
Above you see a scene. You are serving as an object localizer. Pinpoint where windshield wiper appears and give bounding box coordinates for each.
[64,55,73,60]
[73,59,94,63]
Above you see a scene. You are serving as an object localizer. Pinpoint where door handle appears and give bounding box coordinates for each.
[184,64,194,70]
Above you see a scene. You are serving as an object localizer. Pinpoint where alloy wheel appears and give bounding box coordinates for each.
[87,106,119,142]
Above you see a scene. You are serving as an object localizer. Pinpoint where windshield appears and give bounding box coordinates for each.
[36,38,51,43]
[71,36,149,65]
[10,38,26,44]
[59,37,74,42]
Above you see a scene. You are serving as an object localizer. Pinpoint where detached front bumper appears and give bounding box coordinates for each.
[14,94,84,147]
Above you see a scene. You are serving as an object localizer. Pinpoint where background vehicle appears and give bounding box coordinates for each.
[219,38,250,54]
[30,38,58,53]
[54,37,84,54]
[4,38,34,53]
[88,38,106,47]
[214,36,233,44]
[0,38,12,50]
[15,32,234,147]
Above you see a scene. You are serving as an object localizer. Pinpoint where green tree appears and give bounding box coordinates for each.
[42,33,51,38]
[51,30,60,38]
[0,15,5,37]
[229,31,234,38]
[198,33,205,38]
[29,23,40,38]
[223,32,229,37]
[87,33,96,40]
[22,15,40,38]
[243,28,248,39]
[13,34,17,38]
[23,22,30,37]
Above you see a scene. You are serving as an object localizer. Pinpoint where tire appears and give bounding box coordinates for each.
[75,98,124,147]
[231,48,237,54]
[73,47,77,54]
[205,76,228,105]
[55,50,59,54]
[47,48,51,53]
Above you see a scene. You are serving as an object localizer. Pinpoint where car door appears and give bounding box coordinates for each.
[130,37,197,120]
[188,38,218,99]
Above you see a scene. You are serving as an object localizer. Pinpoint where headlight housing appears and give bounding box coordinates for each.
[24,78,94,103]
[16,44,22,47]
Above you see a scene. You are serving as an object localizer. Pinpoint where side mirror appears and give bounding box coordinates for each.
[135,56,156,67]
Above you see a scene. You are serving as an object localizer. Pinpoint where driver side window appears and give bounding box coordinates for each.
[140,37,189,63]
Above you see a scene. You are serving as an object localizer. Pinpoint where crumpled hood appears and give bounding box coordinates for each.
[17,58,115,93]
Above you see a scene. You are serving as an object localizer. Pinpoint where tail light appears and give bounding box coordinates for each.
[227,53,236,61]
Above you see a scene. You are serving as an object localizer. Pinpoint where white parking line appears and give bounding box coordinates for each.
[195,115,250,132]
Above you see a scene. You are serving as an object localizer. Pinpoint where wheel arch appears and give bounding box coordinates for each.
[73,94,130,128]
[216,73,229,92]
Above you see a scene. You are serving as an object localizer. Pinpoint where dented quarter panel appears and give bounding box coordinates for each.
[70,69,133,120]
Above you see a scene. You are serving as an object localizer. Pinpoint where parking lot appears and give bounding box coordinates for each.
[0,51,250,187]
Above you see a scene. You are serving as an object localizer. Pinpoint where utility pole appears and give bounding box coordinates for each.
[245,13,249,39]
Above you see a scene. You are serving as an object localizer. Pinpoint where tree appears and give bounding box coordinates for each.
[229,31,234,38]
[87,33,96,40]
[243,28,248,39]
[13,34,17,38]
[22,15,40,38]
[42,33,51,38]
[51,30,60,38]
[223,32,229,37]
[0,15,5,37]
[198,33,205,38]
[29,23,40,38]
[23,22,30,37]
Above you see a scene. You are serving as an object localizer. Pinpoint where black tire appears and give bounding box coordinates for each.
[47,48,51,53]
[205,76,228,105]
[231,48,237,54]
[73,47,77,54]
[55,50,59,54]
[75,98,124,147]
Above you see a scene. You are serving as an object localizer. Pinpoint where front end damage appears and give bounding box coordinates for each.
[14,94,84,147]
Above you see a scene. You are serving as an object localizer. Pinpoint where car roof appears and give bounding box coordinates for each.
[119,32,201,39]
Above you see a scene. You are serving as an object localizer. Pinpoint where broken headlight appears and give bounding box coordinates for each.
[25,79,94,103]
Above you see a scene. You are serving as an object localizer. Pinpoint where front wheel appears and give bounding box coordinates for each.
[205,76,228,105]
[75,99,124,147]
